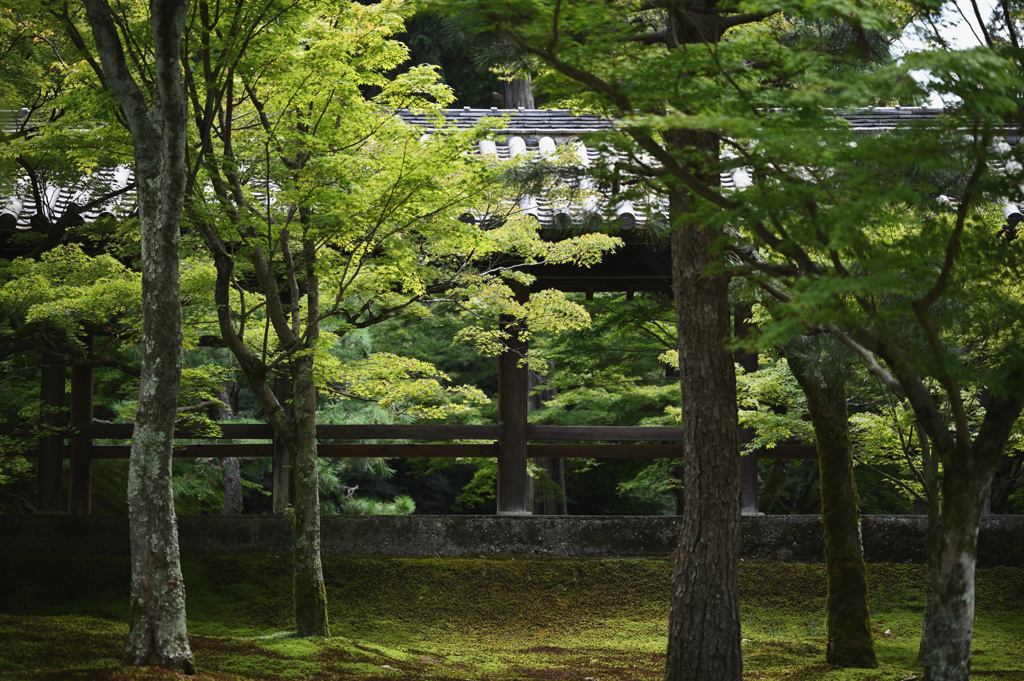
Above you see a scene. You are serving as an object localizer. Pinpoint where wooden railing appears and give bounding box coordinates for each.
[70,422,817,460]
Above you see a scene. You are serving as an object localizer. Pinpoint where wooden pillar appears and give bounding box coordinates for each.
[272,375,294,513]
[37,357,65,512]
[735,305,759,515]
[497,283,530,515]
[68,340,94,515]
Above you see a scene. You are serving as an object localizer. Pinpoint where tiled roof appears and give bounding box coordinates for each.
[0,107,1011,243]
[838,106,945,130]
[1,167,135,233]
[397,107,611,136]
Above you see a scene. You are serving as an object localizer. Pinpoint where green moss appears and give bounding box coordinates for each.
[1,554,1023,680]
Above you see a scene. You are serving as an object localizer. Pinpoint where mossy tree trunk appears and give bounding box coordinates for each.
[786,344,877,668]
[76,0,195,673]
[197,196,330,637]
[917,425,941,665]
[919,403,1019,681]
[286,352,329,637]
[221,457,243,514]
[919,450,992,680]
[664,129,742,681]
[216,387,243,514]
[758,459,792,514]
[856,334,1024,680]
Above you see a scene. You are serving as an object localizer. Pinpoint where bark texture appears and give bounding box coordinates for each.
[196,207,330,636]
[787,349,877,668]
[500,76,535,108]
[908,382,1022,680]
[664,142,742,681]
[288,355,329,637]
[79,0,195,672]
[758,459,792,514]
[920,454,989,681]
[221,457,243,514]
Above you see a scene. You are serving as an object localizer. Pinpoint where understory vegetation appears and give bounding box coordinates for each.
[1,554,1022,680]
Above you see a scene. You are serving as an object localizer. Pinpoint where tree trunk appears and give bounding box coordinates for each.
[787,460,819,514]
[79,0,195,672]
[917,388,1023,680]
[288,354,329,637]
[989,452,1022,513]
[529,367,567,515]
[532,458,568,514]
[664,159,742,681]
[787,349,877,668]
[215,388,243,514]
[501,76,535,108]
[918,427,941,665]
[758,458,792,514]
[221,457,243,514]
[119,110,195,674]
[920,455,991,681]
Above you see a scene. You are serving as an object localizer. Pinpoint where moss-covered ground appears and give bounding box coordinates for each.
[0,554,1022,680]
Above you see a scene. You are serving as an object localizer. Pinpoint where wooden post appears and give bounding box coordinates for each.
[497,282,530,515]
[68,339,94,515]
[735,305,759,515]
[272,375,294,513]
[37,357,65,512]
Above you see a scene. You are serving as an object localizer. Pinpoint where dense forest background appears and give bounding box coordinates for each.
[1,4,1021,519]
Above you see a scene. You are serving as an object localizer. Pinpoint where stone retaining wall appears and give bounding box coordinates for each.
[2,514,1022,567]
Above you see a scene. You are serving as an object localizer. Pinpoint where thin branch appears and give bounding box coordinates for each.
[854,455,926,503]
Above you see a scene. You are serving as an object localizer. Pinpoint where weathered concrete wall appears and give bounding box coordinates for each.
[1,514,1022,566]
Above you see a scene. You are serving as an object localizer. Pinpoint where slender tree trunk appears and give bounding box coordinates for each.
[529,367,567,514]
[672,463,685,515]
[215,388,243,514]
[221,457,243,514]
[918,428,941,665]
[787,350,877,668]
[989,452,1022,513]
[664,151,742,681]
[79,0,195,672]
[287,354,329,637]
[758,458,791,513]
[787,461,819,514]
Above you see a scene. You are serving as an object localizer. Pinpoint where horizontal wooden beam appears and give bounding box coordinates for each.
[80,423,503,441]
[528,444,679,458]
[318,443,499,458]
[526,425,684,442]
[91,444,273,459]
[83,423,689,443]
[88,443,501,459]
[316,424,502,441]
[48,438,819,461]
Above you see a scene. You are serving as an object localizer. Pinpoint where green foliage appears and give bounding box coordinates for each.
[0,244,140,342]
[736,358,815,454]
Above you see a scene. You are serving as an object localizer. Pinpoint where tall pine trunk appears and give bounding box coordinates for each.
[664,149,742,680]
[79,0,195,672]
[786,348,877,668]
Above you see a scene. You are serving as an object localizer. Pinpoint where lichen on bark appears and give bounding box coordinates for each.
[785,341,877,669]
